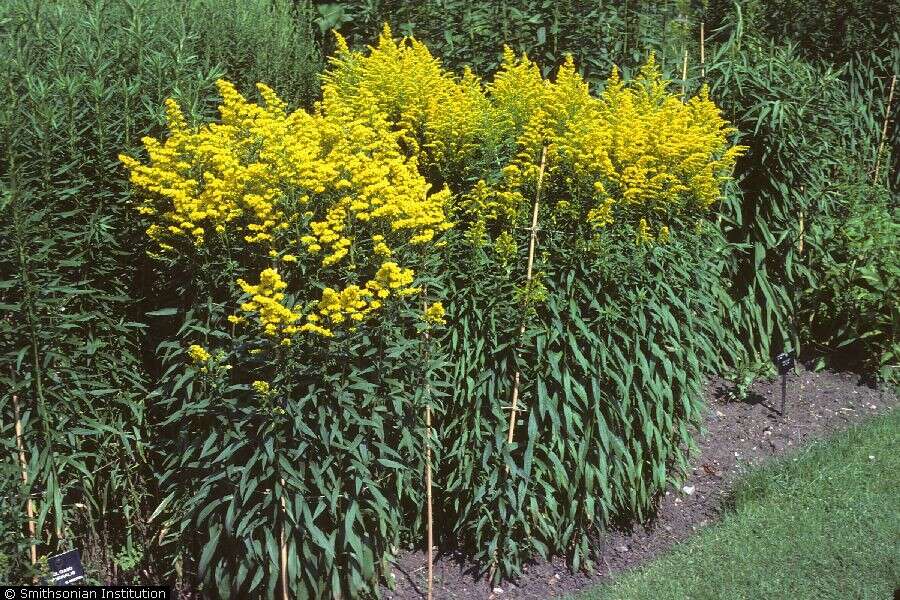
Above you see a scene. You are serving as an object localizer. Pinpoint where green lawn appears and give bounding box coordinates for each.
[576,409,900,600]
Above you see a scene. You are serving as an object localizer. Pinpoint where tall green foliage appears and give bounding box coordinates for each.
[705,0,900,64]
[705,9,898,377]
[323,0,698,85]
[799,177,899,380]
[705,1,900,191]
[148,301,437,598]
[0,0,320,583]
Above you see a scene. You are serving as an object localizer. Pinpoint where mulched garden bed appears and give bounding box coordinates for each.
[382,366,898,599]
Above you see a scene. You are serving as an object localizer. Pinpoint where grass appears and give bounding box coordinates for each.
[576,409,900,600]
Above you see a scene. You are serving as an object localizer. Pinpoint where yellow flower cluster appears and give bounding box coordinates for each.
[475,52,744,242]
[658,225,671,244]
[636,218,653,245]
[234,268,301,344]
[423,301,446,325]
[327,35,743,245]
[187,344,211,364]
[323,25,490,180]
[251,380,271,397]
[122,73,454,341]
[119,85,292,250]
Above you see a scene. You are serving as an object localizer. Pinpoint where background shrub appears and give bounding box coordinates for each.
[704,8,898,379]
[323,0,698,85]
[705,0,899,64]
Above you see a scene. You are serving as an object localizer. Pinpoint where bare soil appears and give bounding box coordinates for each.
[382,367,898,599]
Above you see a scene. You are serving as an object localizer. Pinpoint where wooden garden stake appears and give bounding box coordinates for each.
[700,22,706,79]
[873,74,896,183]
[421,297,434,600]
[12,393,38,575]
[280,480,289,600]
[423,301,434,600]
[493,145,547,581]
[681,48,689,99]
[797,189,805,410]
[506,145,548,447]
[425,400,433,600]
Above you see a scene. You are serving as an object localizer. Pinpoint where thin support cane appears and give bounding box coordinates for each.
[13,393,38,578]
[506,145,548,446]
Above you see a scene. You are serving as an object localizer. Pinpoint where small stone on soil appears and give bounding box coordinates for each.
[682,485,695,495]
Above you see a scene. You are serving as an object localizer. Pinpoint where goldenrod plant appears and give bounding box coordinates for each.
[116,25,746,595]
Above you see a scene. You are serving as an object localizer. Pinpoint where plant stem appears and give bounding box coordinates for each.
[426,399,433,600]
[280,480,289,600]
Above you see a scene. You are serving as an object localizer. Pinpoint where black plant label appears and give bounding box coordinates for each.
[774,351,795,375]
[45,549,85,585]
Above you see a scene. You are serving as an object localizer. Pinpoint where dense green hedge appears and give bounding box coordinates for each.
[321,0,696,84]
[706,11,899,380]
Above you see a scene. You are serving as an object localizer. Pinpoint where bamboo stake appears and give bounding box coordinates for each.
[700,22,706,79]
[873,74,896,183]
[491,147,548,585]
[280,483,289,600]
[798,185,806,255]
[421,297,434,600]
[425,397,433,600]
[799,191,804,403]
[506,145,548,447]
[12,393,38,576]
[274,343,290,600]
[681,48,689,99]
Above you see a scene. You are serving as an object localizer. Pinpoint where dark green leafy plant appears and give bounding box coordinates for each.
[147,282,445,597]
[705,0,900,66]
[326,0,698,86]
[800,176,899,381]
[427,218,749,580]
[705,6,897,378]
